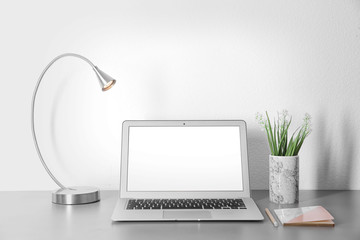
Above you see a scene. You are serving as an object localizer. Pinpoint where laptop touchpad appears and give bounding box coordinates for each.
[163,211,212,220]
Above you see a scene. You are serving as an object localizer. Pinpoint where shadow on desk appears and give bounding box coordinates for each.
[111,221,264,240]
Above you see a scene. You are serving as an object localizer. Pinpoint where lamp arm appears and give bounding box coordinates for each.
[31,53,98,189]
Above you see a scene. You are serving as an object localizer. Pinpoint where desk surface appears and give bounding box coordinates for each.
[1,190,359,240]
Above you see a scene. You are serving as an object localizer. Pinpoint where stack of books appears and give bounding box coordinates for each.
[274,206,334,227]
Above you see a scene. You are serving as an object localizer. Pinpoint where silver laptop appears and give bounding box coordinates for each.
[112,120,263,221]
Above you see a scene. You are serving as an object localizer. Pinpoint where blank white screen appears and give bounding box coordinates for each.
[127,126,243,191]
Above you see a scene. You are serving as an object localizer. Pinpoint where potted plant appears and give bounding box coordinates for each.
[256,110,311,204]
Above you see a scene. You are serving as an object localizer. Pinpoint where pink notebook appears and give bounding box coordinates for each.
[274,206,335,227]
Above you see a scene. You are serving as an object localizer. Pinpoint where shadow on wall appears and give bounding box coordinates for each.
[316,110,356,189]
[247,129,269,190]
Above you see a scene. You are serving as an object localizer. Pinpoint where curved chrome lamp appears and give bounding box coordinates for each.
[31,53,116,204]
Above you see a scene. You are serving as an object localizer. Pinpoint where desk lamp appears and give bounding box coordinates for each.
[31,53,116,205]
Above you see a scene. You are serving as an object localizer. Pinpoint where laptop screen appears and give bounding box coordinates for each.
[127,126,243,192]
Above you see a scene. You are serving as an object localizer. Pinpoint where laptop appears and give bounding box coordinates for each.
[112,120,264,221]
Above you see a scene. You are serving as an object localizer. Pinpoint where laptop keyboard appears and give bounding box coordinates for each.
[126,199,247,210]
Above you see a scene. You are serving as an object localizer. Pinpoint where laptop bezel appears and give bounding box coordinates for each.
[119,120,251,199]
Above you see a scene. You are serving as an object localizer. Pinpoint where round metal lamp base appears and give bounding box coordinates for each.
[52,186,100,205]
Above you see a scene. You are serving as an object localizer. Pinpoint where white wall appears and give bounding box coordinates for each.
[0,0,359,191]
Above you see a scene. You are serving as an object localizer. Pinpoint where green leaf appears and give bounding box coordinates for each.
[273,120,278,155]
[266,112,276,155]
[264,124,274,155]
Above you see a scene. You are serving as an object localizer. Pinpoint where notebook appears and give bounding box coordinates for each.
[274,206,335,227]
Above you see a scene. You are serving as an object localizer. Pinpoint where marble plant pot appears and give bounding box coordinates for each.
[269,155,299,204]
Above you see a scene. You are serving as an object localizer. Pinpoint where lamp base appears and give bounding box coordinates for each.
[52,186,100,205]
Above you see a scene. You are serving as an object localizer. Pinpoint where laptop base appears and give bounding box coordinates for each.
[112,197,263,221]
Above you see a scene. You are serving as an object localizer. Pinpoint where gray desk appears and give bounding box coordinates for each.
[1,191,359,240]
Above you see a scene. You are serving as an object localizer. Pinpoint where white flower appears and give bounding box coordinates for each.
[255,112,266,131]
[303,113,312,134]
[279,109,290,125]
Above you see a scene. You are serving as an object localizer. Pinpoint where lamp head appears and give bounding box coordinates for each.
[93,66,116,91]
